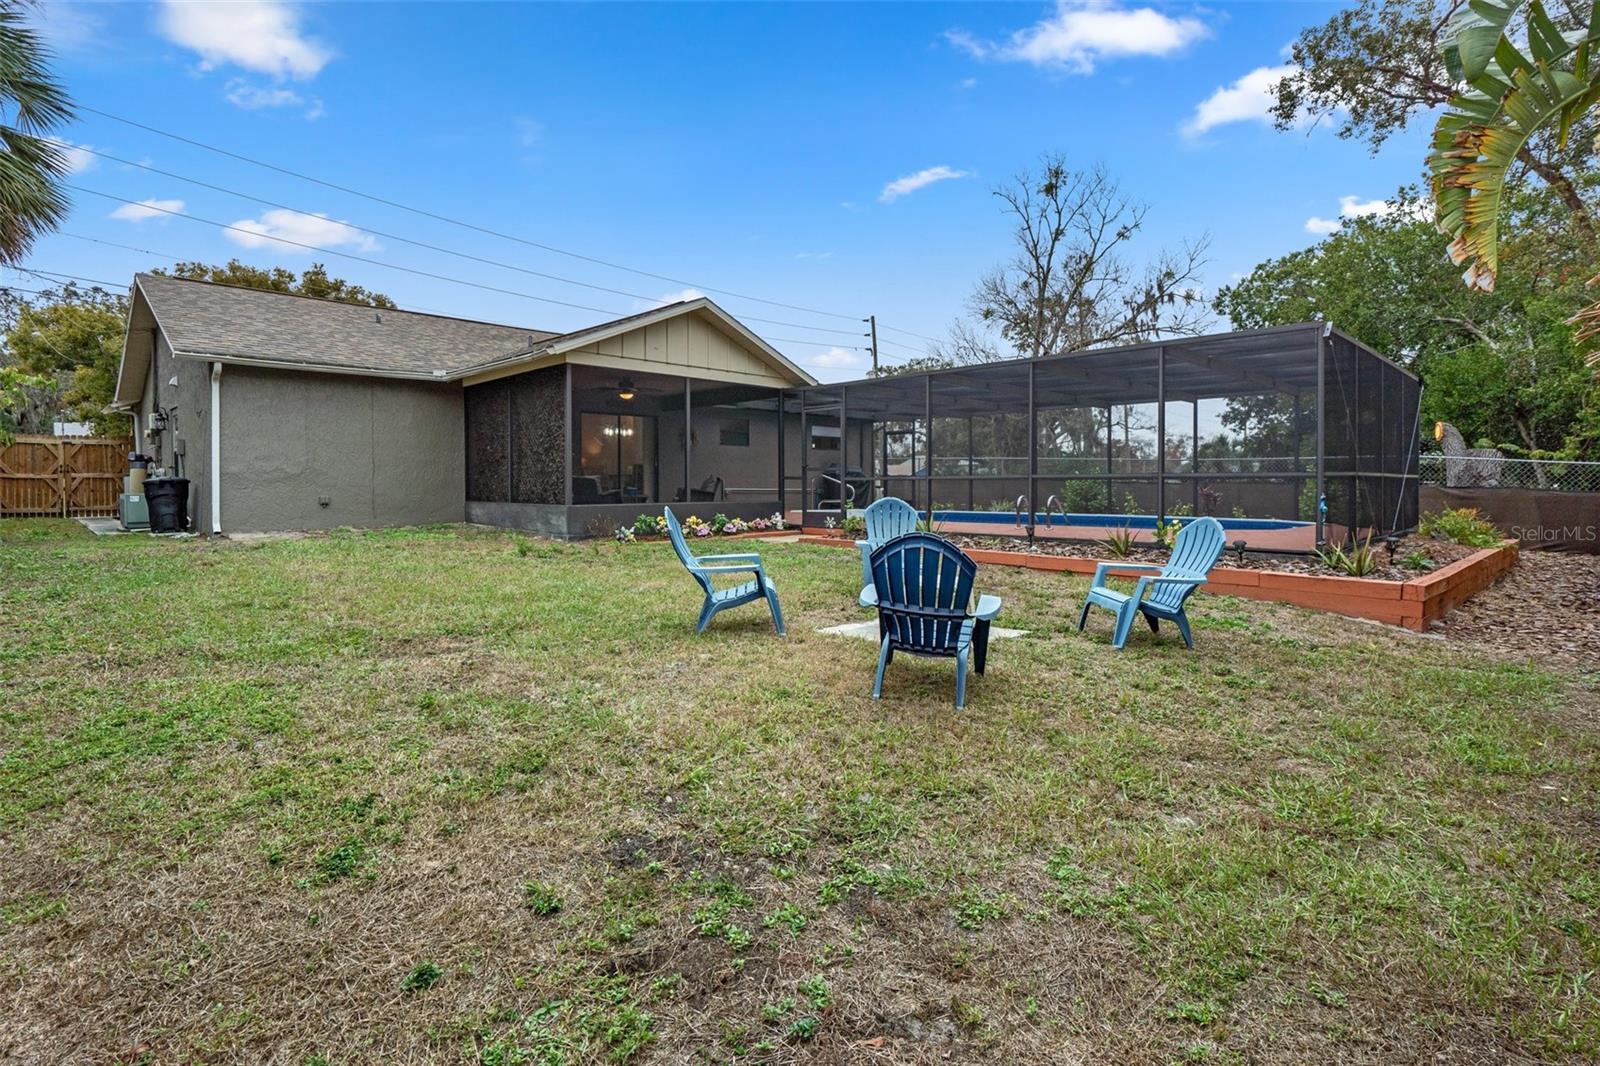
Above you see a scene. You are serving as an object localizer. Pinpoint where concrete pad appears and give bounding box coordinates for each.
[816,620,1028,642]
[77,517,129,536]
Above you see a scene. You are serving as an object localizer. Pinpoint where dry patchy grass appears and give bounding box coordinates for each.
[1,522,1597,1065]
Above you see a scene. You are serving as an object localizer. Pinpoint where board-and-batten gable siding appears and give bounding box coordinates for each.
[567,314,790,388]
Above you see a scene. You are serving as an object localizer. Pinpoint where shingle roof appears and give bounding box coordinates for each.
[135,273,557,376]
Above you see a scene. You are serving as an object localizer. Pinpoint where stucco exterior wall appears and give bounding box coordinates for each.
[217,365,464,532]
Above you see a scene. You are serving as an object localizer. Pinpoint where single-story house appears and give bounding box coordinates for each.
[111,273,819,537]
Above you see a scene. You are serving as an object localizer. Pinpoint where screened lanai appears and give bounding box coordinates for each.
[781,323,1421,552]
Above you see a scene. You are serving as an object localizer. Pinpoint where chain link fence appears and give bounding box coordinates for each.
[1420,453,1600,493]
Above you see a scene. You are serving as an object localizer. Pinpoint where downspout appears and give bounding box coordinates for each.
[210,361,222,534]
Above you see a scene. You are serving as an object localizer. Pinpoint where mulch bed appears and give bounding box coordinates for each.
[1428,549,1600,671]
[947,533,1480,584]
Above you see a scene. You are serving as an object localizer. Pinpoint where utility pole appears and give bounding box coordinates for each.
[868,315,879,375]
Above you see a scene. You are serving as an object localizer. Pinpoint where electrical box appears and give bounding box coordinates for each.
[119,493,149,531]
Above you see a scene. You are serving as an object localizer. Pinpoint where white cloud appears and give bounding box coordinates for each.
[1184,63,1294,137]
[109,198,185,223]
[949,1,1209,75]
[653,288,706,307]
[812,347,863,369]
[45,137,97,174]
[1303,195,1423,236]
[225,209,375,253]
[157,1,333,79]
[879,165,969,204]
[224,79,324,119]
[225,80,302,109]
[960,76,978,89]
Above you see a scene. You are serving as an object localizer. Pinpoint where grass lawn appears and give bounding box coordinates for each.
[2,521,1597,1064]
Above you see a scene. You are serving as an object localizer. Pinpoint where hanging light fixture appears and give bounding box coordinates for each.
[617,377,636,401]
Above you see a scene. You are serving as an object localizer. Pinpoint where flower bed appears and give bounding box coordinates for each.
[615,512,788,543]
[799,529,1520,632]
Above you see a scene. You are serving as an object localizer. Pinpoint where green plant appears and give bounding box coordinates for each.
[1317,534,1379,577]
[1427,0,1600,297]
[952,888,1004,931]
[401,960,442,991]
[1152,516,1183,551]
[523,880,564,915]
[797,976,831,1010]
[1121,492,1144,516]
[839,515,866,538]
[1418,507,1502,548]
[1101,524,1135,558]
[1060,479,1104,514]
[1399,549,1438,572]
[785,1016,819,1042]
[633,513,660,537]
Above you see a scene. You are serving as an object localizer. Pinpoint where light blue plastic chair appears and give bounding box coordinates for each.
[869,533,1001,709]
[664,508,785,635]
[1078,516,1225,649]
[855,497,922,608]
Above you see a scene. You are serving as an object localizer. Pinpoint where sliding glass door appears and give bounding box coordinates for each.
[576,413,656,504]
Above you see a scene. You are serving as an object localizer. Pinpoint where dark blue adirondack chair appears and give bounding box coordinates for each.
[1078,516,1226,649]
[855,497,922,607]
[664,507,785,635]
[869,533,1001,709]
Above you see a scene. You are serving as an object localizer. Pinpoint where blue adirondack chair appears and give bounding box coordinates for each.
[664,507,785,635]
[855,497,922,607]
[1078,516,1225,649]
[869,533,1001,709]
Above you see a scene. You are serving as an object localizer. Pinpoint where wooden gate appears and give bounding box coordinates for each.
[0,435,131,518]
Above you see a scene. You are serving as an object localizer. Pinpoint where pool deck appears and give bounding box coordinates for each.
[789,512,1338,553]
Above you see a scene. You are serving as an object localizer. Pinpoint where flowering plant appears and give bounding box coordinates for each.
[618,511,784,542]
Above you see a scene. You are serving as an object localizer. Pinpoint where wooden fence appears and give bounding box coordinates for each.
[0,435,130,518]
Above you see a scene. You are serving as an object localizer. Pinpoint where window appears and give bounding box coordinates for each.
[810,425,840,452]
[719,419,750,447]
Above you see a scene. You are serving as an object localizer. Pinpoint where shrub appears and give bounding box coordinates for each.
[840,516,866,538]
[1418,507,1502,548]
[1101,524,1135,558]
[632,514,660,536]
[1317,534,1379,577]
[1152,516,1183,551]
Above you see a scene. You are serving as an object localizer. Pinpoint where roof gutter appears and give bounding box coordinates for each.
[171,349,453,382]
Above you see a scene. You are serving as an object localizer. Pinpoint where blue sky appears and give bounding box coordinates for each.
[23,1,1430,381]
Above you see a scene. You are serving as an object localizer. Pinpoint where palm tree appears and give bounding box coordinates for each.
[0,1,74,266]
[1426,0,1600,363]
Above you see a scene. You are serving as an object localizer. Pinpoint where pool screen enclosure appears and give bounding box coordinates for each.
[781,323,1421,552]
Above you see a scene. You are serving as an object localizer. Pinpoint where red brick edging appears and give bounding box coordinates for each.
[796,533,1519,632]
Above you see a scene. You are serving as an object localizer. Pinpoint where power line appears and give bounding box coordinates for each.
[877,323,942,344]
[76,104,870,324]
[51,141,871,341]
[55,233,874,355]
[10,265,125,289]
[23,245,868,372]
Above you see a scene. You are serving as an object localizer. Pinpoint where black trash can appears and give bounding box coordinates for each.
[145,477,190,533]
